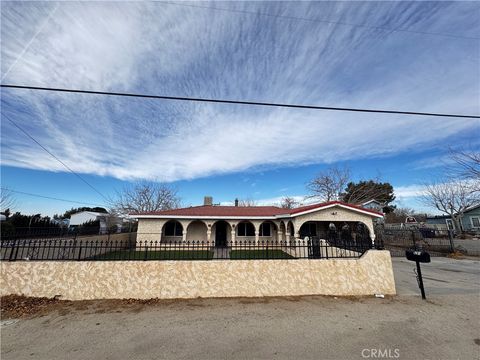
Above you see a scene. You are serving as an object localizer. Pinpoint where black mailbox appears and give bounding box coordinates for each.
[406,249,431,263]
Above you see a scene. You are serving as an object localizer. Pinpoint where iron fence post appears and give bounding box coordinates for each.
[448,230,455,253]
[8,240,17,261]
[13,240,20,261]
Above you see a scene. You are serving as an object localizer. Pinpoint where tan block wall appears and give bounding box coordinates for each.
[137,219,165,242]
[186,221,208,242]
[0,250,395,300]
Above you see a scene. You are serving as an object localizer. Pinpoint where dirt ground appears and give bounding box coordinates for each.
[1,257,479,360]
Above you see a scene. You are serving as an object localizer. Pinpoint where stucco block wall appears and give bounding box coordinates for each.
[137,219,165,242]
[186,221,208,242]
[1,250,395,300]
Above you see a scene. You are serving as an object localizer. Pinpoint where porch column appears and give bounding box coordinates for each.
[231,230,236,245]
[255,230,260,245]
[182,229,187,243]
[286,233,290,246]
[278,230,283,243]
[366,220,376,249]
[206,229,212,245]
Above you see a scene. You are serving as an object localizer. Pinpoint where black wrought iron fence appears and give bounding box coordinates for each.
[374,227,454,257]
[1,233,372,261]
[1,226,133,241]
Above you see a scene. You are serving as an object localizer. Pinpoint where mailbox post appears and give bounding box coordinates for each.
[405,247,431,300]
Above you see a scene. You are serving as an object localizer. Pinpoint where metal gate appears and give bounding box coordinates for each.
[375,226,454,257]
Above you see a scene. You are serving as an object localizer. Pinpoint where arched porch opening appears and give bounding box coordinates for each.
[297,220,372,248]
[258,220,278,244]
[212,220,232,247]
[287,221,295,237]
[236,220,256,244]
[162,220,183,243]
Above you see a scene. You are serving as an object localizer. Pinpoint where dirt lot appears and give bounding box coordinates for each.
[1,257,479,360]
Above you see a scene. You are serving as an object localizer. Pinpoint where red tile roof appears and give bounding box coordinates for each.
[132,201,383,217]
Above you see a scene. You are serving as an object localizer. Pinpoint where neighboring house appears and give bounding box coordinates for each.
[361,199,384,213]
[132,197,383,246]
[426,204,480,233]
[69,211,124,234]
[52,218,70,227]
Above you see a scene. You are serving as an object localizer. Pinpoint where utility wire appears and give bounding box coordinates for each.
[162,1,480,41]
[2,112,110,202]
[2,84,479,119]
[1,187,106,207]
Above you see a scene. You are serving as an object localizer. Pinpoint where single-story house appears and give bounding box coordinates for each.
[69,211,124,234]
[361,199,384,213]
[132,197,383,247]
[426,204,480,233]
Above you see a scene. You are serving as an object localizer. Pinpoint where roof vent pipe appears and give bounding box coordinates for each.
[235,198,239,207]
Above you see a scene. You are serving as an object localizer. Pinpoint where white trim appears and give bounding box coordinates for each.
[445,219,454,230]
[470,216,480,228]
[134,215,279,220]
[290,203,384,218]
[361,199,382,206]
[133,203,383,220]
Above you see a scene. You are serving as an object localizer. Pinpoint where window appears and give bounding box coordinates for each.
[164,221,182,236]
[259,223,271,237]
[445,219,454,231]
[471,216,480,228]
[237,222,255,236]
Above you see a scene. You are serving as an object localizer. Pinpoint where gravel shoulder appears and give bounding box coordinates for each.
[1,257,479,360]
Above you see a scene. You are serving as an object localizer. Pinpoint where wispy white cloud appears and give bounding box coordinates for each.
[220,194,309,207]
[1,2,479,182]
[395,184,427,199]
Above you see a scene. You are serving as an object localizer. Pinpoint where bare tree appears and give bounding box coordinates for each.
[447,147,480,190]
[238,198,258,207]
[0,187,16,212]
[110,181,180,214]
[385,207,426,224]
[306,165,351,202]
[420,180,479,232]
[280,196,298,209]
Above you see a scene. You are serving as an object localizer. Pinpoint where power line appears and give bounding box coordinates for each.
[2,84,479,119]
[162,1,480,41]
[2,112,110,202]
[1,188,106,207]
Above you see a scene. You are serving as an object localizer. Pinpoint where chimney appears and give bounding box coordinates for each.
[235,198,239,207]
[204,196,213,206]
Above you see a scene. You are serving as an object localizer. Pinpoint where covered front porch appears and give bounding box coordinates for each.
[158,219,285,246]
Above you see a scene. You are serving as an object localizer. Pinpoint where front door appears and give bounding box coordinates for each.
[215,221,227,247]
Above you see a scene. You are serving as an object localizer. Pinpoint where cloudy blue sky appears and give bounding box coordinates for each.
[1,1,479,216]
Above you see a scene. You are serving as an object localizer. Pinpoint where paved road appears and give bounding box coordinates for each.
[2,257,479,360]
